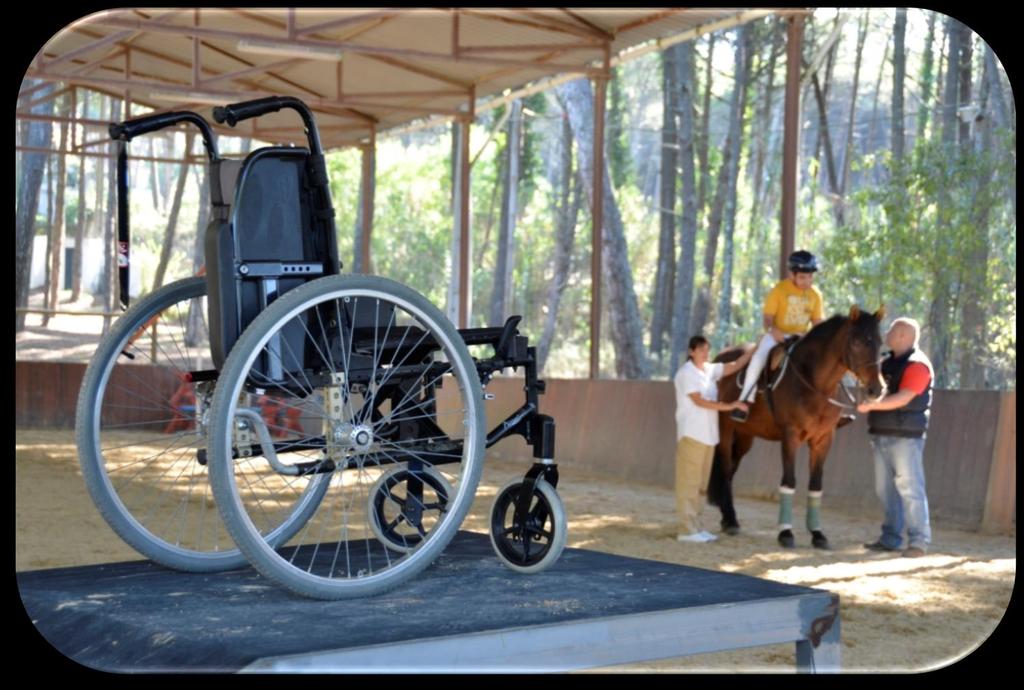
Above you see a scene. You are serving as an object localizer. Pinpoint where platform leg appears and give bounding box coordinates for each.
[795,595,841,673]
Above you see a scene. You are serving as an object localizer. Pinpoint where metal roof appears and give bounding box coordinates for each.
[22,8,795,150]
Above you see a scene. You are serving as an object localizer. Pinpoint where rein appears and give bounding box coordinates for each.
[773,334,882,411]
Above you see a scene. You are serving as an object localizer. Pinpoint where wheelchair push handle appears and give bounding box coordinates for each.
[212,96,285,127]
[213,96,323,154]
[109,111,218,160]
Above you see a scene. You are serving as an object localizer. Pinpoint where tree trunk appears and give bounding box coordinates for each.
[892,8,908,164]
[959,47,994,389]
[44,113,70,327]
[750,21,786,321]
[557,78,649,379]
[714,24,754,349]
[490,99,521,326]
[148,137,162,212]
[814,14,842,176]
[691,114,732,340]
[865,37,890,184]
[810,69,842,223]
[840,12,868,197]
[669,41,700,375]
[915,11,938,144]
[101,98,121,334]
[16,83,53,331]
[608,67,630,189]
[650,47,679,358]
[185,164,210,351]
[537,108,581,372]
[475,138,503,269]
[152,132,196,292]
[697,32,716,228]
[984,44,1011,132]
[93,97,109,306]
[983,45,1014,219]
[43,156,53,300]
[927,17,964,387]
[71,139,88,302]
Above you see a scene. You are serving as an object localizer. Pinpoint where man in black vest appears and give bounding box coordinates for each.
[856,317,934,558]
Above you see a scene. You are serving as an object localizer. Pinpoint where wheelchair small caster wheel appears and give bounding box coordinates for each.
[368,465,452,553]
[489,478,567,573]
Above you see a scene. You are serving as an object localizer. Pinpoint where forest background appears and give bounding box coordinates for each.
[15,8,1016,390]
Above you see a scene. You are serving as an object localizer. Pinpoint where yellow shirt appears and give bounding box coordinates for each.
[763,280,824,335]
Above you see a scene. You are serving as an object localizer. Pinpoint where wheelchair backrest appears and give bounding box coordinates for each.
[205,146,338,371]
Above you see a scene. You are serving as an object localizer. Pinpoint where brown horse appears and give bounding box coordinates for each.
[708,306,886,549]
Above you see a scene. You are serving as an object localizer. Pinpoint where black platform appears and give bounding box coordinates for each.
[17,531,840,672]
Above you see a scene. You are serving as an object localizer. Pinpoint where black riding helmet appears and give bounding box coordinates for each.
[788,250,820,273]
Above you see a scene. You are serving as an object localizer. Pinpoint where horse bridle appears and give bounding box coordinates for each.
[779,336,884,411]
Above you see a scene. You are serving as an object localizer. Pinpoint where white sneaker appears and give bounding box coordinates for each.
[697,530,718,542]
[677,532,707,543]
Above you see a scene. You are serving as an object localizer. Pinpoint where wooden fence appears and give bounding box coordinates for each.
[15,362,1015,533]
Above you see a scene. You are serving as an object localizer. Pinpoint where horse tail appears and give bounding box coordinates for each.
[707,445,725,507]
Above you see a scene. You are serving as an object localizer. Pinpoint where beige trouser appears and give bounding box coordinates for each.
[675,436,716,535]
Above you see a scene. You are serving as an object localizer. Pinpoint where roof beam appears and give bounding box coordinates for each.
[91,16,597,71]
[42,29,135,68]
[558,10,615,40]
[464,10,596,40]
[199,58,305,85]
[19,85,73,111]
[615,9,686,34]
[386,9,779,139]
[25,71,452,118]
[16,145,205,165]
[295,9,401,36]
[362,54,473,89]
[458,42,602,53]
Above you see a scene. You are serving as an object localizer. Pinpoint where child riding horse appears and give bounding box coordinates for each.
[708,306,886,549]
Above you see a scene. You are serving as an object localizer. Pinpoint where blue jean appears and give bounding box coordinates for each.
[870,435,932,550]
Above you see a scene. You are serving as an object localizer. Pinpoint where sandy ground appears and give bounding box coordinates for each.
[15,427,1014,673]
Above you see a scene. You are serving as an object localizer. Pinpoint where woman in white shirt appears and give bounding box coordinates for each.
[674,335,753,543]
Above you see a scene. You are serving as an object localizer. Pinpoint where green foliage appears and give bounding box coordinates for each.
[607,66,632,189]
[50,12,1009,389]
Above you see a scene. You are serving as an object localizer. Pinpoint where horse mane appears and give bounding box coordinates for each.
[800,314,848,346]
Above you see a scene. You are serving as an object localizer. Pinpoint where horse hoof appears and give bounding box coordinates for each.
[723,525,740,536]
[811,531,831,550]
[778,530,795,548]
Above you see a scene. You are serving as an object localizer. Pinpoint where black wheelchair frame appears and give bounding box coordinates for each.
[99,96,562,595]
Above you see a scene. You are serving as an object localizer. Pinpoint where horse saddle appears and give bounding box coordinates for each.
[759,335,800,391]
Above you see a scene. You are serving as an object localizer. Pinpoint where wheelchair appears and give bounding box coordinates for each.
[74,96,565,599]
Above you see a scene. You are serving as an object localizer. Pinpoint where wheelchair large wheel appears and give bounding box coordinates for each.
[74,277,329,572]
[207,274,486,599]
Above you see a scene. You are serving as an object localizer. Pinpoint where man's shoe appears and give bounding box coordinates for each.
[863,540,900,552]
[697,530,718,542]
[902,547,927,558]
[730,407,749,423]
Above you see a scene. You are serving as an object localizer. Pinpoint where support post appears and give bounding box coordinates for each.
[359,126,376,273]
[457,113,472,328]
[780,15,804,278]
[589,49,610,379]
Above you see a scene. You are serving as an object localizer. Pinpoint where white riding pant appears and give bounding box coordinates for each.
[739,332,780,403]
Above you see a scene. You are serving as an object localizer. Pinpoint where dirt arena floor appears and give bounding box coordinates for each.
[15,428,1015,673]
